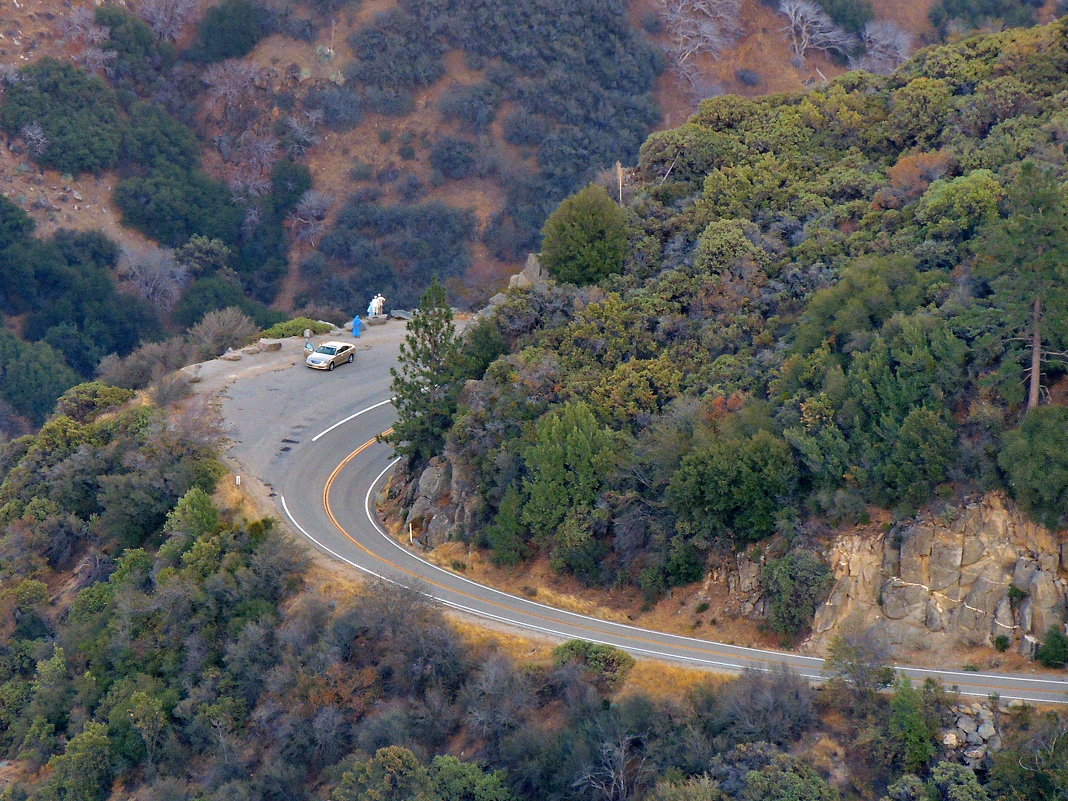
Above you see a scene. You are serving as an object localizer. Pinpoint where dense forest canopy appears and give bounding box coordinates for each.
[392,19,1068,600]
[0,5,1067,800]
[2,384,1065,801]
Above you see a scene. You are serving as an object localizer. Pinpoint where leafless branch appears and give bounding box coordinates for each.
[289,190,333,245]
[851,19,913,74]
[136,0,201,41]
[119,245,190,311]
[778,0,857,64]
[659,0,742,89]
[78,47,119,77]
[19,122,49,156]
[202,60,266,121]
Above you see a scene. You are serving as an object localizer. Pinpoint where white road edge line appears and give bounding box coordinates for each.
[311,397,395,441]
[362,458,1066,692]
[290,402,1067,702]
[284,492,1058,702]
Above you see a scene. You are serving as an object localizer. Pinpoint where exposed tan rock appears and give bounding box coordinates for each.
[811,493,1067,651]
[508,253,549,290]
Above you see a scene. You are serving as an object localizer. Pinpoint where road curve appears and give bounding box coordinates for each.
[222,340,1068,705]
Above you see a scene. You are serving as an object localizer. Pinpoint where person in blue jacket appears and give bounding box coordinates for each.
[352,315,362,338]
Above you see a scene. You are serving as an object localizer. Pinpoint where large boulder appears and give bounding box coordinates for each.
[508,253,549,290]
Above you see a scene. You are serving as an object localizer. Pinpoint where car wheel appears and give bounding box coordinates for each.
[327,361,334,371]
[347,353,354,364]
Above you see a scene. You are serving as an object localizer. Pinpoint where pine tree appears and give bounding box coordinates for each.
[485,485,528,566]
[386,278,461,468]
[974,162,1068,410]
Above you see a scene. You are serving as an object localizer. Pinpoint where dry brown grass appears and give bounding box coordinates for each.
[621,660,726,700]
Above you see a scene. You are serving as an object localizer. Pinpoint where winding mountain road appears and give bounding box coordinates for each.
[221,330,1068,704]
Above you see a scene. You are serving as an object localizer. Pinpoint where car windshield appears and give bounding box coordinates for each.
[315,346,337,355]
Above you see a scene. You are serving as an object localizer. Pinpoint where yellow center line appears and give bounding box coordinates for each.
[321,436,1057,695]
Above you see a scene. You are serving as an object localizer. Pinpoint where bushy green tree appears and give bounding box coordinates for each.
[761,551,834,639]
[484,485,528,566]
[0,329,80,424]
[0,194,34,250]
[988,711,1068,801]
[332,746,436,801]
[889,678,936,773]
[669,430,797,544]
[929,762,991,801]
[0,59,121,174]
[741,753,839,801]
[387,278,462,467]
[54,382,135,423]
[1035,625,1068,668]
[429,755,514,801]
[192,0,268,62]
[40,721,113,801]
[521,401,617,567]
[793,256,945,355]
[998,406,1068,529]
[540,185,628,285]
[552,640,635,692]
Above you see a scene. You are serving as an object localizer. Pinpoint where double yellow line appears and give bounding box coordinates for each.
[319,435,1064,699]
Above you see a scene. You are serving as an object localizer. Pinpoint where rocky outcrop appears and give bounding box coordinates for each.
[403,449,484,548]
[811,493,1068,653]
[482,254,552,315]
[508,253,549,290]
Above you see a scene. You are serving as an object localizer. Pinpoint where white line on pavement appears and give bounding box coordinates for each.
[311,397,395,441]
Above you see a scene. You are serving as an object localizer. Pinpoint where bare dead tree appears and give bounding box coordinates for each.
[851,19,913,74]
[573,722,651,801]
[0,64,20,87]
[284,115,320,158]
[202,61,265,122]
[289,190,333,246]
[224,163,271,203]
[119,245,190,311]
[78,47,119,77]
[241,204,263,238]
[659,0,741,92]
[61,7,111,45]
[19,122,49,156]
[136,0,201,41]
[778,0,857,64]
[235,130,281,173]
[188,307,258,359]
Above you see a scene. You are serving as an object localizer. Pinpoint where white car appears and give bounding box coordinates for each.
[305,341,355,370]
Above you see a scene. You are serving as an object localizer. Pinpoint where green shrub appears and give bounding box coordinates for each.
[192,0,268,62]
[668,430,798,544]
[551,639,635,692]
[261,318,335,338]
[1035,626,1068,669]
[999,406,1068,530]
[539,185,628,285]
[429,136,477,180]
[0,59,121,175]
[761,550,835,639]
[993,635,1011,652]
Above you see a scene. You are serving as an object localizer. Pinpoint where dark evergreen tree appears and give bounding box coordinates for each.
[973,162,1068,411]
[540,184,628,285]
[386,278,461,468]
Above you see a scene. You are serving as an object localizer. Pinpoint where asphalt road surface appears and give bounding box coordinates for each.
[222,330,1068,704]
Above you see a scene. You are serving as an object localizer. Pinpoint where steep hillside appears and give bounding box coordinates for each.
[388,19,1068,646]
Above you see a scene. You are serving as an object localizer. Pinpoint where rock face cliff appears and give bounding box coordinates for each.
[811,493,1068,656]
[401,444,1068,656]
